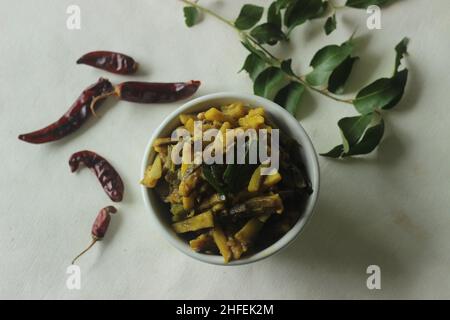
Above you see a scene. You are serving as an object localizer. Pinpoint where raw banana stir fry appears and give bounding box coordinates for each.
[141,103,312,263]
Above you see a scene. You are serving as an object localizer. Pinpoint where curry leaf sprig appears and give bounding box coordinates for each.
[180,0,409,159]
[322,37,409,157]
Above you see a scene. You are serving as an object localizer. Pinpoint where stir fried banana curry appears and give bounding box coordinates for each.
[141,103,312,263]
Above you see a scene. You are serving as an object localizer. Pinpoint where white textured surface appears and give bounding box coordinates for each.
[1,0,449,299]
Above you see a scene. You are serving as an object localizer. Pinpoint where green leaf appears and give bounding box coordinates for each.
[254,67,288,100]
[240,53,267,81]
[268,2,282,28]
[223,140,258,194]
[338,113,373,152]
[223,163,256,194]
[353,69,408,114]
[275,82,306,115]
[353,38,409,114]
[306,41,354,87]
[328,56,359,94]
[183,6,199,28]
[381,69,408,110]
[322,114,385,158]
[321,145,344,158]
[276,0,294,10]
[250,23,286,45]
[394,37,409,73]
[344,118,385,156]
[284,0,324,31]
[280,59,295,76]
[241,40,276,65]
[312,1,330,19]
[345,0,390,9]
[202,165,226,195]
[235,4,264,30]
[324,14,336,35]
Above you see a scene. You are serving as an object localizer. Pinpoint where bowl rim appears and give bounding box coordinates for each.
[141,92,320,266]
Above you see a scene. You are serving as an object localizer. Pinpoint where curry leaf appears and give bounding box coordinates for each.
[240,53,267,81]
[254,67,288,99]
[353,38,409,114]
[312,0,329,19]
[235,4,264,30]
[338,113,373,152]
[344,118,385,156]
[280,59,295,76]
[202,165,226,195]
[328,56,359,94]
[306,41,354,87]
[275,82,306,115]
[276,0,294,10]
[250,23,286,45]
[284,0,324,32]
[353,69,408,114]
[241,40,277,65]
[394,37,409,74]
[223,164,256,194]
[324,14,337,35]
[345,0,390,9]
[323,114,384,158]
[223,140,258,194]
[183,6,199,27]
[321,145,344,158]
[268,2,282,28]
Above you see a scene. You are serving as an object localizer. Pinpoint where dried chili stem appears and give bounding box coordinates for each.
[71,206,117,265]
[71,238,98,265]
[89,91,116,117]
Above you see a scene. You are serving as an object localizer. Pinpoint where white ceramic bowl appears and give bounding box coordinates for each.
[141,92,320,266]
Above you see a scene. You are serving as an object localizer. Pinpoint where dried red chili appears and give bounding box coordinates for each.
[69,150,124,202]
[18,79,201,144]
[114,80,201,103]
[77,51,138,75]
[72,206,117,265]
[18,78,114,144]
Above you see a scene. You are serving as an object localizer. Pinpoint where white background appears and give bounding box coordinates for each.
[1,0,449,299]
